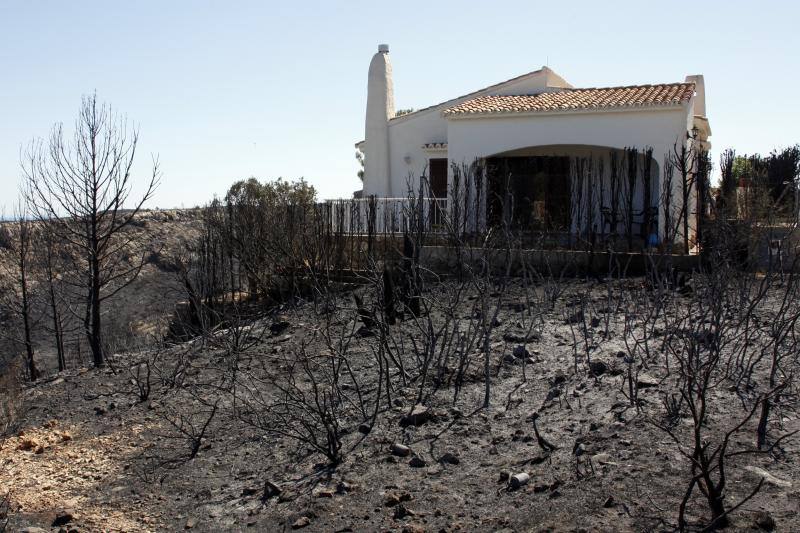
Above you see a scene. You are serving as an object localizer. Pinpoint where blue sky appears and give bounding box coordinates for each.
[1,0,798,212]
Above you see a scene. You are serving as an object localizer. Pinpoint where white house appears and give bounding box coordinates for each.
[355,44,711,247]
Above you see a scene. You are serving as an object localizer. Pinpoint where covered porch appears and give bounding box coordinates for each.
[479,145,663,250]
[327,142,683,253]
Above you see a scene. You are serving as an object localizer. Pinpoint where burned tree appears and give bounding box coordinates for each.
[0,205,39,381]
[718,148,736,215]
[640,148,655,244]
[38,227,67,372]
[23,94,159,368]
[623,147,639,250]
[608,151,623,238]
[669,137,698,254]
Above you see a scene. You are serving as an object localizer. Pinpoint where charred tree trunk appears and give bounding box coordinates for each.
[23,94,159,371]
[19,229,38,381]
[43,237,66,371]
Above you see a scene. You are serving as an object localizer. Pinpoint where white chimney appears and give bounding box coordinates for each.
[685,74,706,117]
[364,44,395,196]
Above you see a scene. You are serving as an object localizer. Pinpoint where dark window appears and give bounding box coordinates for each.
[429,158,448,198]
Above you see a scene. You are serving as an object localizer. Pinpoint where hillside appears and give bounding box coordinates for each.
[2,276,798,532]
[0,209,203,376]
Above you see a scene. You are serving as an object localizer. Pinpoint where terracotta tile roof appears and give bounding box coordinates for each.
[388,67,553,123]
[442,82,695,117]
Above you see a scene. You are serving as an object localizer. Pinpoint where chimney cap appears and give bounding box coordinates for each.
[378,44,389,53]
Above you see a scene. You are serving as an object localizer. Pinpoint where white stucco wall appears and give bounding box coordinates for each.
[445,107,689,164]
[379,67,564,197]
[386,108,449,196]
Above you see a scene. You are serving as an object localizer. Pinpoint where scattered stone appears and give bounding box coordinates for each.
[588,360,608,376]
[393,504,414,520]
[52,511,74,527]
[277,490,297,503]
[336,481,355,494]
[385,491,412,506]
[509,472,530,490]
[636,374,659,388]
[263,480,282,500]
[19,528,48,533]
[17,437,40,451]
[292,516,311,529]
[592,453,612,465]
[545,387,561,402]
[603,496,615,508]
[590,317,601,328]
[744,466,792,487]
[533,484,549,493]
[184,517,197,529]
[313,487,335,498]
[551,371,567,386]
[438,452,460,465]
[512,345,530,359]
[401,525,425,533]
[409,456,427,468]
[498,471,510,483]
[357,423,371,435]
[269,321,290,335]
[503,331,539,343]
[753,510,776,531]
[93,406,106,416]
[400,405,435,427]
[390,443,412,457]
[528,453,549,465]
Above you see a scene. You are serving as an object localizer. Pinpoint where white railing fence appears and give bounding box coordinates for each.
[324,197,448,235]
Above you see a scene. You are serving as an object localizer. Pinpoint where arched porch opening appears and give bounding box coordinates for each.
[482,144,661,249]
